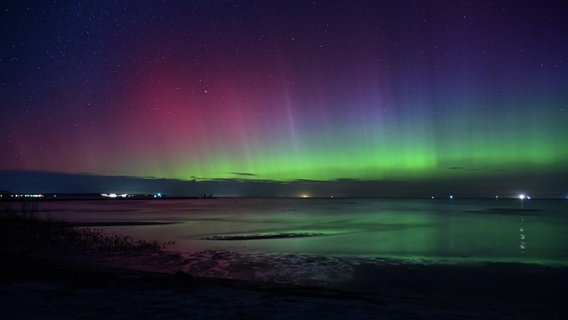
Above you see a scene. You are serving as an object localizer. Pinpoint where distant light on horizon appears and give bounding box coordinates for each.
[518,194,531,200]
[101,193,128,198]
[4,193,44,198]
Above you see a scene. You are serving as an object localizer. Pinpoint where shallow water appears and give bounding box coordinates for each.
[34,198,568,266]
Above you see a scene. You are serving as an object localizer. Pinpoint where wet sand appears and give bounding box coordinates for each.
[2,250,567,319]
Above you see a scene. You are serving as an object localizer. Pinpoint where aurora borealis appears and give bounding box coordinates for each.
[1,1,567,197]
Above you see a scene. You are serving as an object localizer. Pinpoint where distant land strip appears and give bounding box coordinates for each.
[203,232,327,241]
[70,221,179,227]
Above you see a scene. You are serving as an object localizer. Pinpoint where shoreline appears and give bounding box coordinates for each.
[1,205,567,319]
[2,249,567,319]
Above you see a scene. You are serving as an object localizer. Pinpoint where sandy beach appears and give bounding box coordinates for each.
[2,249,567,320]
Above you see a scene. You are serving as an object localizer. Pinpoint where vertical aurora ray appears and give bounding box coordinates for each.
[1,1,567,195]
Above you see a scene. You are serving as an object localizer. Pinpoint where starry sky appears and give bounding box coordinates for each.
[1,1,567,197]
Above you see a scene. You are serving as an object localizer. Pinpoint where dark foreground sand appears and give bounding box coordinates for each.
[1,251,567,319]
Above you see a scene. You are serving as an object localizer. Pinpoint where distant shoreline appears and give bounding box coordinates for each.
[3,194,568,201]
[1,194,206,201]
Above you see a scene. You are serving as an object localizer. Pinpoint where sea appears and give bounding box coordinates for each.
[34,197,568,267]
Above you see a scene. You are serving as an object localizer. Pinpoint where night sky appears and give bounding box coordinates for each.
[1,1,567,197]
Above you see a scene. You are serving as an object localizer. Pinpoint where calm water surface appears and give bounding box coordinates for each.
[37,198,568,266]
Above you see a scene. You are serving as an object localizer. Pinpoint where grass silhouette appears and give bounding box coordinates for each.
[1,202,170,256]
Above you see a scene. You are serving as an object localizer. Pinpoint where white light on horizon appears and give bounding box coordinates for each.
[101,193,118,198]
